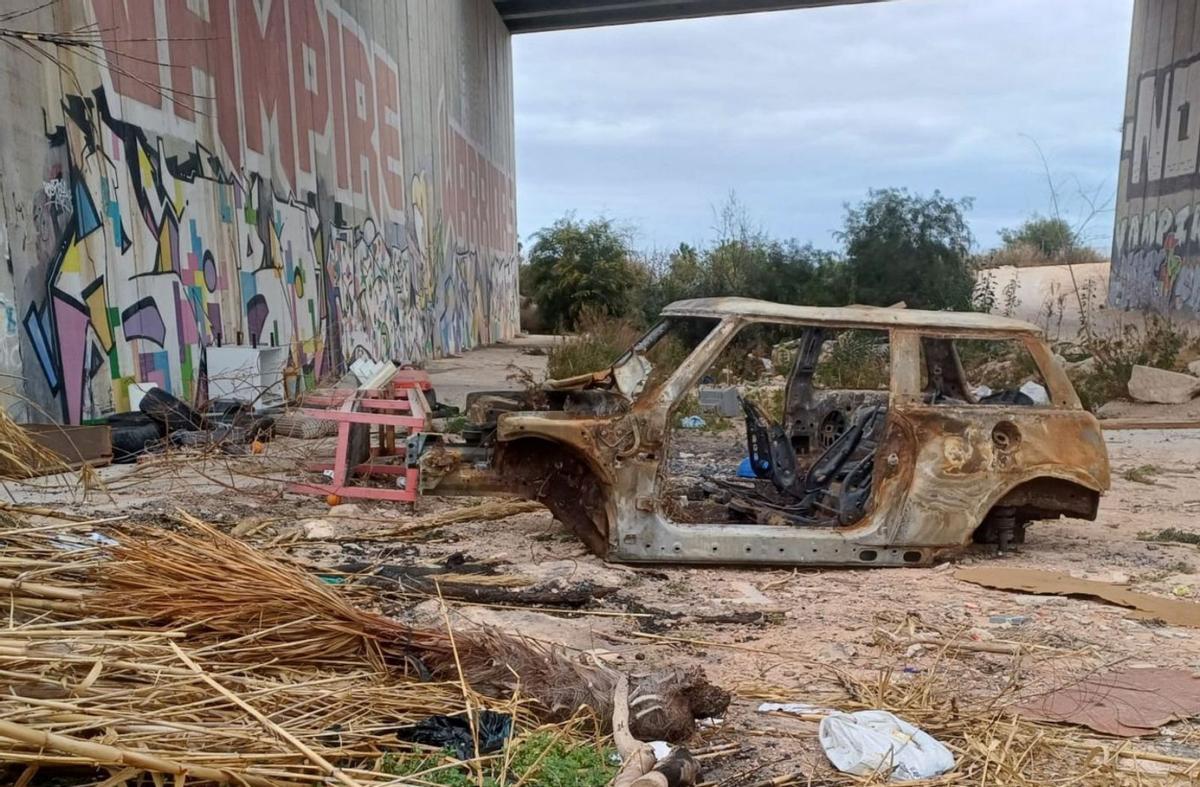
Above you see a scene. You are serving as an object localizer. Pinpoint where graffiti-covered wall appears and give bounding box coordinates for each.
[1111,0,1200,316]
[0,0,518,423]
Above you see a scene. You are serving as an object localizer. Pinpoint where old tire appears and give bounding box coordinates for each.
[107,413,164,463]
[139,387,206,432]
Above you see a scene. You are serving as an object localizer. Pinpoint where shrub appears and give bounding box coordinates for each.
[525,216,642,330]
[979,242,1105,269]
[1070,317,1193,411]
[838,188,976,310]
[813,331,890,390]
[998,216,1075,258]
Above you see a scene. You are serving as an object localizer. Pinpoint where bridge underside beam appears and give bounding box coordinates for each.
[495,0,887,33]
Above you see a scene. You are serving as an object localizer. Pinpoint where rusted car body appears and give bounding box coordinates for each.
[416,298,1110,567]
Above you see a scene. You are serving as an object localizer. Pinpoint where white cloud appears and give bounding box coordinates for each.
[513,0,1134,252]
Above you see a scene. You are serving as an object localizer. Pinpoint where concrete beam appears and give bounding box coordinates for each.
[494,0,888,33]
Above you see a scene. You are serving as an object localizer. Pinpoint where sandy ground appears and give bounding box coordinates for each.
[13,337,1200,783]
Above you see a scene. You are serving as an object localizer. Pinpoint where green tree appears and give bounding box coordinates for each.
[838,188,975,310]
[524,216,639,330]
[997,215,1075,257]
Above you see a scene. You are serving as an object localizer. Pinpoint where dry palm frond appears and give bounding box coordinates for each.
[0,509,725,785]
[0,512,605,785]
[0,410,67,479]
[93,512,623,721]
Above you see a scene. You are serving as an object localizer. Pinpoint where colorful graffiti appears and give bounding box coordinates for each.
[14,1,518,423]
[1112,27,1200,313]
[1111,203,1200,311]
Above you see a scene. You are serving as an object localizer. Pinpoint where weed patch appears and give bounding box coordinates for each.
[1122,465,1160,485]
[442,415,470,435]
[813,330,889,390]
[1072,318,1195,411]
[380,731,615,786]
[1138,527,1200,546]
[546,308,641,380]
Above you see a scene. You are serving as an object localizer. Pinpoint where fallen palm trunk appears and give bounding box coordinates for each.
[342,561,618,608]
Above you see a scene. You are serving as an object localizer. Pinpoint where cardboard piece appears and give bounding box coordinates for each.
[1016,668,1200,737]
[954,567,1200,629]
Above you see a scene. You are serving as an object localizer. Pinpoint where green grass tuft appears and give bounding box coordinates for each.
[1122,464,1160,485]
[380,731,616,786]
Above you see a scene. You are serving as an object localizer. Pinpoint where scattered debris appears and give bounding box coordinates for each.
[875,628,1030,656]
[680,415,707,429]
[1016,668,1200,737]
[818,710,955,781]
[272,411,340,438]
[988,614,1029,627]
[341,559,618,608]
[757,702,836,716]
[320,499,546,541]
[955,566,1200,628]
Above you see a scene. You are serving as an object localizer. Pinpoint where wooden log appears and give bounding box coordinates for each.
[612,675,657,787]
[631,748,700,787]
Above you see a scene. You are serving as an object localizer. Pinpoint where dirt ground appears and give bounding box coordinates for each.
[14,338,1200,784]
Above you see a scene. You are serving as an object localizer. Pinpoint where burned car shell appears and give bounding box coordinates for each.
[428,298,1110,567]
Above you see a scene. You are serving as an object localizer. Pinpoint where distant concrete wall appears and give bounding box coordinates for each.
[1111,0,1200,316]
[0,0,518,423]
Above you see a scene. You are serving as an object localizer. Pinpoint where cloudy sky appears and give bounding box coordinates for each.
[511,0,1134,254]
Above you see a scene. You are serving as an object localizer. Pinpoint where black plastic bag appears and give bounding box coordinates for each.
[395,710,512,759]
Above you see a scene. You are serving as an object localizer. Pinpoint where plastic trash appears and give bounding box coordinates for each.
[680,415,706,429]
[395,710,512,759]
[818,710,954,781]
[1019,380,1050,405]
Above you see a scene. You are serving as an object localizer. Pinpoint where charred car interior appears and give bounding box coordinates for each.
[416,298,1111,567]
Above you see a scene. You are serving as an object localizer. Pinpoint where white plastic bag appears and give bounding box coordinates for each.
[818,710,954,781]
[1019,380,1050,404]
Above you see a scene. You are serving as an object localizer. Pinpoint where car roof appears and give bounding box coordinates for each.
[660,297,1042,335]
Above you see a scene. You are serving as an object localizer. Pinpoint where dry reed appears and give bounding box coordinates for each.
[0,511,623,786]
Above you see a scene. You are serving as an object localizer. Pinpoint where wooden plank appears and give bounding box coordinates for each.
[1100,417,1200,430]
[8,425,113,478]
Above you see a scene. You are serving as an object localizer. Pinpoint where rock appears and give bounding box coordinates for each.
[302,518,336,539]
[1190,359,1200,377]
[328,503,363,517]
[989,614,1029,627]
[1127,365,1200,404]
[1066,356,1097,377]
